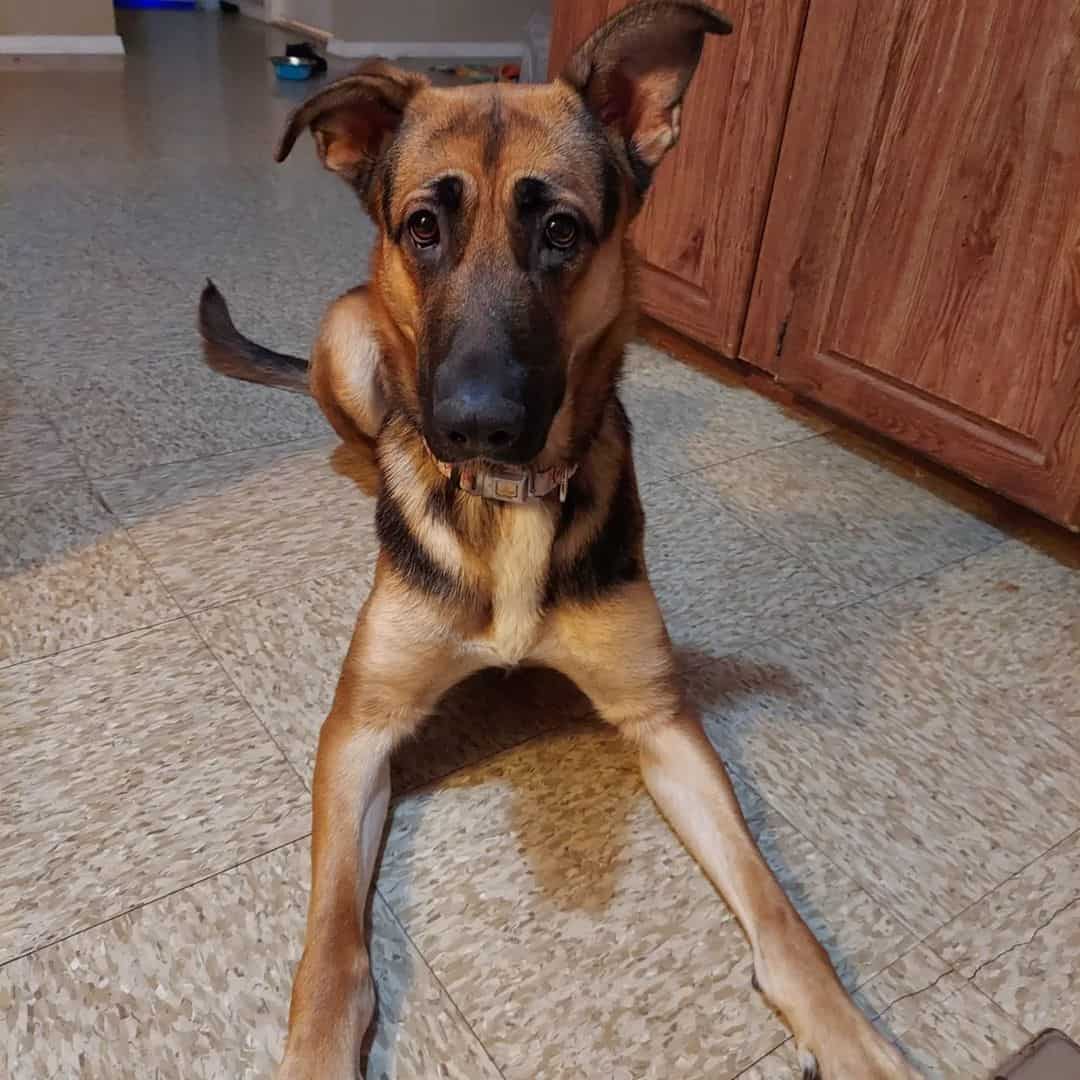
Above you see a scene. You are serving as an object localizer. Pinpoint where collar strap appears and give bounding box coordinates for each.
[431,456,577,503]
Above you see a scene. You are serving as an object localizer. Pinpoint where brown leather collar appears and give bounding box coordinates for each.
[429,454,577,503]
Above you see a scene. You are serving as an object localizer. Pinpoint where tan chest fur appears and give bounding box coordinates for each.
[461,502,556,667]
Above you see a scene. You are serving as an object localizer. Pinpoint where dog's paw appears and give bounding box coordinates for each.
[797,1045,820,1079]
[795,1031,920,1080]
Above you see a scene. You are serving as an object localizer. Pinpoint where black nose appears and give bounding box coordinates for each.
[432,378,526,459]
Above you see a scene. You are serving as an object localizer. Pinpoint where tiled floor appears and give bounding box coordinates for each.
[3,10,1079,1080]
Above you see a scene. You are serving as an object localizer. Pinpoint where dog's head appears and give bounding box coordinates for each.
[277,0,731,467]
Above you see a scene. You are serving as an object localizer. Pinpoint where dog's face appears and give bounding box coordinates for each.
[277,1,731,466]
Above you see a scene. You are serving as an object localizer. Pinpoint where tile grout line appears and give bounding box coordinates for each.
[0,614,190,674]
[650,427,831,485]
[660,425,1013,599]
[372,886,510,1080]
[824,825,1080,1042]
[88,505,318,798]
[86,431,334,489]
[0,829,312,973]
[0,559,376,673]
[186,613,314,795]
[729,1037,793,1077]
[674,531,1013,684]
[176,556,375,619]
[916,824,1080,971]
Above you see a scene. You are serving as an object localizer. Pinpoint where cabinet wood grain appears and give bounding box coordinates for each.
[743,0,1080,528]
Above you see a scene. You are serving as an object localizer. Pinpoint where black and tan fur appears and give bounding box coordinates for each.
[198,4,919,1078]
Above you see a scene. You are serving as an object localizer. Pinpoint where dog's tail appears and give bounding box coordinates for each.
[197,279,310,394]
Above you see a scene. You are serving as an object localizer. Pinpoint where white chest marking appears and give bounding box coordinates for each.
[467,503,555,667]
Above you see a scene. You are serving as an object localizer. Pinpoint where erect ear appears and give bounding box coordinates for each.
[560,1,732,187]
[274,61,427,188]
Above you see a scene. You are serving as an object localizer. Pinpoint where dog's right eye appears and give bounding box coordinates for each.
[407,211,440,248]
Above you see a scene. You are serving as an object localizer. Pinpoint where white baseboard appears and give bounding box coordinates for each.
[0,34,125,55]
[326,38,524,61]
[274,16,331,42]
[236,2,269,22]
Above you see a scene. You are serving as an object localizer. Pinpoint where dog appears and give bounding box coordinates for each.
[198,3,919,1077]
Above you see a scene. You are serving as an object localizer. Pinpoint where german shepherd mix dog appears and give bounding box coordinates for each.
[199,3,919,1077]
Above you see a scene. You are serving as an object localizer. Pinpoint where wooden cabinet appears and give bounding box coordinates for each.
[548,0,809,356]
[743,0,1080,529]
[550,0,1080,529]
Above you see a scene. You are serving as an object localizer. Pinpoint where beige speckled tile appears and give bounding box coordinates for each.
[30,350,330,481]
[642,481,855,657]
[743,948,1032,1080]
[0,840,502,1080]
[734,1042,800,1079]
[0,621,310,962]
[686,432,1007,592]
[96,439,379,612]
[0,483,181,666]
[377,725,912,1080]
[192,570,588,792]
[0,404,83,498]
[927,829,1080,1040]
[621,343,830,481]
[845,945,1031,1079]
[866,539,1079,734]
[689,603,1080,938]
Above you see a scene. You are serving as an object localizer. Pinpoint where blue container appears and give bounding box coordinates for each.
[271,56,317,81]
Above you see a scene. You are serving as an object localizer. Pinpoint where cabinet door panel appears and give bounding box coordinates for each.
[550,0,808,356]
[743,0,1080,527]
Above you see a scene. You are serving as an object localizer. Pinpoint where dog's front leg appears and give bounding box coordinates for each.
[635,714,919,1079]
[279,579,474,1080]
[539,582,918,1079]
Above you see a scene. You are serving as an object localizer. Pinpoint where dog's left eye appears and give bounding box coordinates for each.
[408,210,440,248]
[544,214,578,251]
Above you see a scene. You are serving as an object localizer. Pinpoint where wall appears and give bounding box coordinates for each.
[0,0,116,35]
[331,0,544,46]
[276,0,332,34]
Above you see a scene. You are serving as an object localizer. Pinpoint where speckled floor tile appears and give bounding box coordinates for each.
[0,621,309,962]
[687,602,1080,938]
[377,725,911,1080]
[857,946,1032,1079]
[4,19,370,483]
[0,840,502,1080]
[96,439,379,611]
[686,432,1007,592]
[0,403,83,498]
[642,481,855,657]
[192,570,588,792]
[928,829,1080,1040]
[621,343,830,480]
[866,539,1079,734]
[729,944,1027,1079]
[23,347,330,481]
[0,483,181,666]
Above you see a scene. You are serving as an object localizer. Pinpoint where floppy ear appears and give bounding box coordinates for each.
[560,0,732,187]
[275,61,427,188]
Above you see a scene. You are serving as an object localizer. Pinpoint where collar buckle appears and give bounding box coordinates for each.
[478,467,530,503]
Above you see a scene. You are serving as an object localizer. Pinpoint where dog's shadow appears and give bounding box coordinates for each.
[355,649,871,1074]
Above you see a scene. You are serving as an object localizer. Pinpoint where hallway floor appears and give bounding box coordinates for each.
[3,11,1079,1079]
